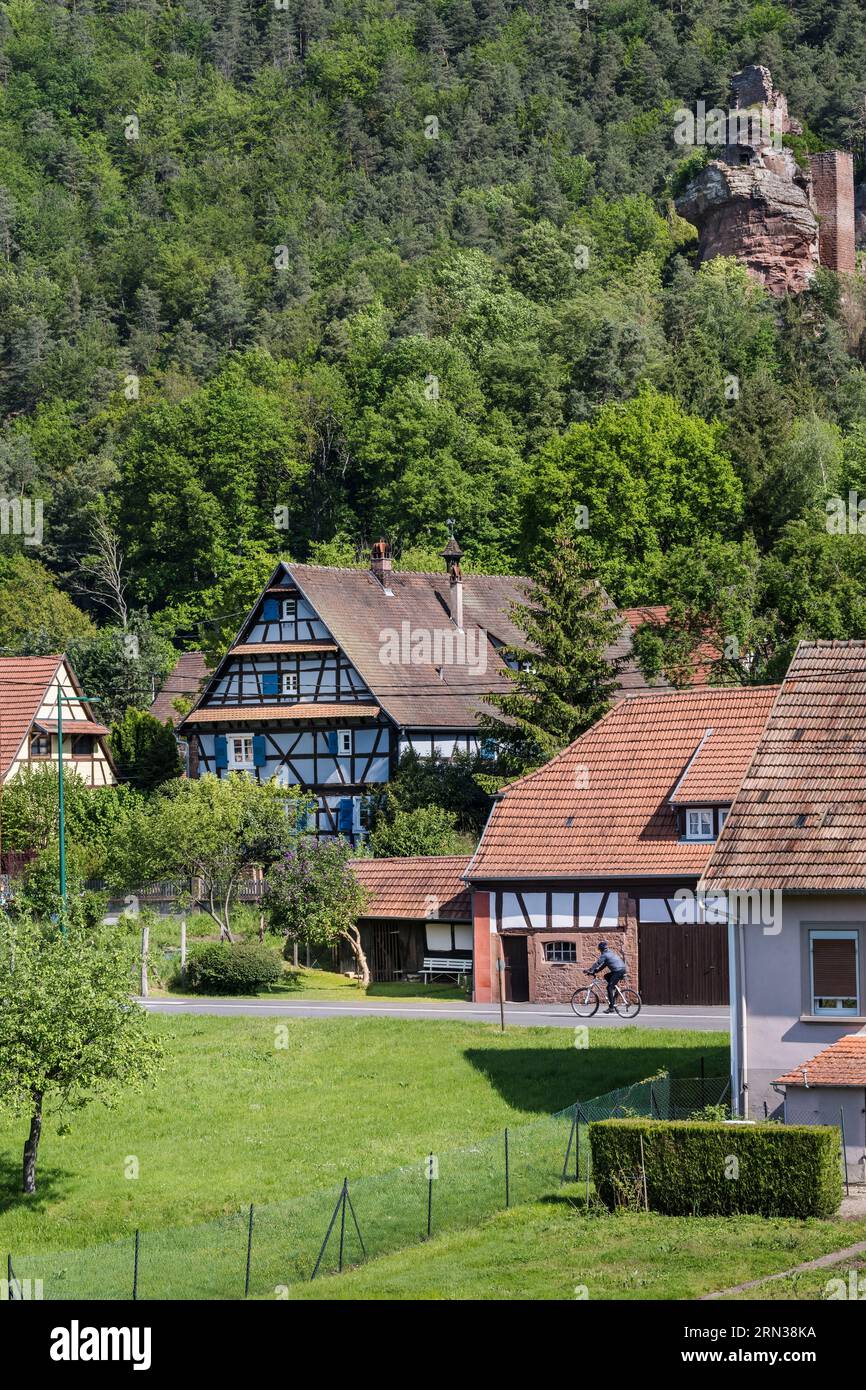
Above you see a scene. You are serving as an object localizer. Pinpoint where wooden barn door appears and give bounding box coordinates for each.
[363,925,403,982]
[638,921,728,1005]
[502,936,530,1002]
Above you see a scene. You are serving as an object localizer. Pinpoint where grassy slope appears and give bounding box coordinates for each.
[293,1196,866,1302]
[0,1016,725,1253]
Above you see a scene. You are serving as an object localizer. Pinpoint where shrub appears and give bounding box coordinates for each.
[185,941,283,995]
[589,1119,842,1218]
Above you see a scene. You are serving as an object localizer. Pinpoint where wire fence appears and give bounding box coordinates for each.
[4,1074,729,1301]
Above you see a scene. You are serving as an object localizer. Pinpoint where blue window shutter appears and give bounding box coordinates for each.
[327,730,337,755]
[262,597,279,621]
[214,735,228,769]
[262,671,278,696]
[252,735,267,768]
[338,797,354,834]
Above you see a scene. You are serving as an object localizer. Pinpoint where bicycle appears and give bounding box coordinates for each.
[570,971,642,1019]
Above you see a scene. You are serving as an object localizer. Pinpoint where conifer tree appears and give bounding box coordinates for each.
[480,533,624,776]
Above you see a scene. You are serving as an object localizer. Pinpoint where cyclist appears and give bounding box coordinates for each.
[585,940,627,1014]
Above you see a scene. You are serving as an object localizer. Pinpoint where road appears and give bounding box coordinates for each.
[140,996,729,1030]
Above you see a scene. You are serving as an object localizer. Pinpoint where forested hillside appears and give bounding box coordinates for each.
[2,0,866,682]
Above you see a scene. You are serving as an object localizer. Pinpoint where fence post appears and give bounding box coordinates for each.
[310,1184,347,1281]
[426,1153,434,1238]
[649,1080,658,1118]
[6,1253,11,1300]
[639,1134,649,1212]
[244,1203,254,1297]
[504,1128,510,1208]
[338,1178,348,1272]
[840,1108,850,1197]
[180,918,187,983]
[132,1229,140,1301]
[560,1107,578,1185]
[700,1054,706,1109]
[584,1133,591,1208]
[139,925,149,998]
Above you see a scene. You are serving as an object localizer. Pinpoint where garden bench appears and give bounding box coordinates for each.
[421,956,472,983]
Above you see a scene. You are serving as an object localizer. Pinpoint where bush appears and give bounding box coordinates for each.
[185,941,283,995]
[589,1119,842,1218]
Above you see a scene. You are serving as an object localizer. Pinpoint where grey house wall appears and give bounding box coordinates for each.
[732,893,866,1119]
[783,1084,866,1185]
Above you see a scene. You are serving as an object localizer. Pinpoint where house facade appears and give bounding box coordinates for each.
[347,855,472,981]
[466,685,778,1006]
[701,641,866,1138]
[178,541,668,836]
[0,655,115,790]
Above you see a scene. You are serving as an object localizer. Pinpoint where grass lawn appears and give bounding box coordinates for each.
[155,965,467,1002]
[721,1253,866,1300]
[292,1196,866,1301]
[0,1016,725,1259]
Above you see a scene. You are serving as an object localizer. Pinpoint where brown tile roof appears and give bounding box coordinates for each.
[467,684,779,881]
[183,703,382,724]
[703,640,866,893]
[150,652,210,727]
[0,655,64,781]
[775,1034,866,1088]
[33,719,111,738]
[351,855,471,921]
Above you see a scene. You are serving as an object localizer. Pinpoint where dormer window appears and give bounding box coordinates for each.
[685,808,715,841]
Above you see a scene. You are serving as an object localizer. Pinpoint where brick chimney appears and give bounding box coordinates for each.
[370,537,392,586]
[441,534,464,630]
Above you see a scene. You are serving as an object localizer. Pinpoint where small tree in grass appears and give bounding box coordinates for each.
[0,913,163,1194]
[264,838,372,983]
[111,773,315,942]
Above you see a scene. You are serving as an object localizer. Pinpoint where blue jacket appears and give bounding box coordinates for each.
[590,949,625,976]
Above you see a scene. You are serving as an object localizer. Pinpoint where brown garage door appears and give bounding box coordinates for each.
[638,921,729,1005]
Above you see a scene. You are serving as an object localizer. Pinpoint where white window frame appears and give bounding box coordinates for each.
[229,733,255,768]
[685,807,715,841]
[282,671,298,695]
[337,729,352,757]
[544,940,577,964]
[281,598,297,622]
[810,929,860,1016]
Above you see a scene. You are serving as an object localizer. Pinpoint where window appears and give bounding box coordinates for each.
[544,940,577,964]
[281,598,296,622]
[30,732,51,758]
[810,931,859,1015]
[337,729,352,757]
[70,733,94,757]
[282,671,298,695]
[719,808,730,829]
[230,736,255,767]
[685,808,715,841]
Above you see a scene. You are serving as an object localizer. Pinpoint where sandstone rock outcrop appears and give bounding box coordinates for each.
[675,65,855,295]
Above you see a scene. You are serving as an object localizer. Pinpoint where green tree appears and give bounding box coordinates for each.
[0,913,163,1193]
[0,555,95,655]
[264,837,372,982]
[111,774,314,941]
[368,804,464,857]
[480,534,624,776]
[110,708,182,792]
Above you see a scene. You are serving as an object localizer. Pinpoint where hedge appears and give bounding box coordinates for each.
[589,1119,842,1218]
[184,941,283,995]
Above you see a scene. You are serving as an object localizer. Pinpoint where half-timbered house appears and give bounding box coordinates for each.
[0,655,115,789]
[177,540,703,837]
[466,684,779,1006]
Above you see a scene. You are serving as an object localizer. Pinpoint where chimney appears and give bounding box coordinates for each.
[441,533,464,630]
[370,536,392,587]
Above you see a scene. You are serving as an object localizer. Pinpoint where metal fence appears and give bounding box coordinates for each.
[4,1074,729,1301]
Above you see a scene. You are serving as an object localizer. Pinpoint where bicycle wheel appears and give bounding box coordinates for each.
[614,987,642,1019]
[571,985,600,1018]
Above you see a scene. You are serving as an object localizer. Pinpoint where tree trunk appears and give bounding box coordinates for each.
[23,1092,43,1194]
[343,926,370,986]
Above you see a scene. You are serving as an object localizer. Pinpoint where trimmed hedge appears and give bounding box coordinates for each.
[589,1119,842,1218]
[185,941,283,995]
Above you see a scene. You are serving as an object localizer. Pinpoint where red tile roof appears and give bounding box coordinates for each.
[150,652,210,727]
[775,1034,866,1088]
[467,685,779,881]
[703,641,866,893]
[350,855,472,921]
[0,655,64,781]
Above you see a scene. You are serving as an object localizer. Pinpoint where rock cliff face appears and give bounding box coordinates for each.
[675,65,833,296]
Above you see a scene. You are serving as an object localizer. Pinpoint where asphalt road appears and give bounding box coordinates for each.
[140,996,730,1030]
